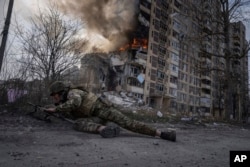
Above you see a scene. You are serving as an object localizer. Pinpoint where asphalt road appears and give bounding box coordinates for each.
[0,111,250,167]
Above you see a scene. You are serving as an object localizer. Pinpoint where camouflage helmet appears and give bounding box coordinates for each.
[49,81,69,96]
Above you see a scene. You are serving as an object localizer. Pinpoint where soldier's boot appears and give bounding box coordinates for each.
[160,130,176,142]
[100,126,120,138]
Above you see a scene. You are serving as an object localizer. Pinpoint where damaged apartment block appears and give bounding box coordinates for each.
[80,48,147,103]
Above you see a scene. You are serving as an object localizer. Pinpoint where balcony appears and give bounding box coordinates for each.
[157,77,164,83]
[201,90,211,98]
[126,85,144,94]
[219,58,225,65]
[204,7,211,15]
[203,23,212,31]
[159,40,166,47]
[201,46,212,53]
[170,70,178,77]
[202,26,212,35]
[139,4,150,14]
[149,89,164,97]
[233,35,240,41]
[161,1,168,10]
[174,0,182,11]
[128,53,147,67]
[201,93,211,99]
[158,64,165,71]
[233,40,240,46]
[201,75,211,80]
[158,54,165,59]
[135,51,147,60]
[134,58,146,66]
[233,48,241,57]
[161,15,168,23]
[204,1,212,7]
[170,82,177,89]
[201,83,211,90]
[201,78,211,86]
[201,58,212,65]
[233,46,241,53]
[160,28,168,35]
[200,97,211,107]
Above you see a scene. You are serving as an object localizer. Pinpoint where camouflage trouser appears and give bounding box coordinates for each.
[73,100,157,136]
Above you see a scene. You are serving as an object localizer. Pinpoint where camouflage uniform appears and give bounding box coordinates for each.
[55,89,156,136]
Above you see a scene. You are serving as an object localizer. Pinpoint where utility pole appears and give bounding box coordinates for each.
[0,0,14,72]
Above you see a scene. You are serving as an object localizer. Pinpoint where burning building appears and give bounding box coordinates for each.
[65,0,249,119]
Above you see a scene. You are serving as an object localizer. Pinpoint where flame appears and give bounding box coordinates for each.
[119,38,148,51]
[131,38,148,49]
[119,44,130,51]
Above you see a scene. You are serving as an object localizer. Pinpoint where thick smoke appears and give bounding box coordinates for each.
[56,0,139,52]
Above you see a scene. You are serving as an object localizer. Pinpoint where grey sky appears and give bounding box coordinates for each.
[1,0,250,47]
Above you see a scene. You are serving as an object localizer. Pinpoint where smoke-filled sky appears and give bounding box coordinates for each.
[56,0,139,52]
[4,0,139,52]
[1,0,250,51]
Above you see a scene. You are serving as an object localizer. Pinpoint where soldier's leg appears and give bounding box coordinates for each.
[73,117,107,133]
[98,108,176,141]
[92,101,156,136]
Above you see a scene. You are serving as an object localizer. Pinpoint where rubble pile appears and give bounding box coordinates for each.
[100,91,175,122]
[103,91,145,110]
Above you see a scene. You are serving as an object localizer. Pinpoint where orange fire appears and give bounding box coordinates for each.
[119,44,130,51]
[119,38,148,51]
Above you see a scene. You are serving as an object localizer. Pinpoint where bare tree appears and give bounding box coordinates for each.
[217,0,250,120]
[15,3,87,87]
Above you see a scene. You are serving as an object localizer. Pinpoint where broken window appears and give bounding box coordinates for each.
[130,66,140,77]
[170,75,178,84]
[172,30,179,39]
[171,52,179,62]
[169,88,177,97]
[140,0,151,9]
[170,100,177,108]
[170,40,180,50]
[160,21,167,31]
[157,70,165,79]
[173,19,181,30]
[159,33,167,43]
[156,84,164,91]
[158,45,166,54]
[155,0,161,7]
[153,19,160,30]
[127,78,143,88]
[151,43,158,55]
[151,56,158,68]
[154,7,161,18]
[174,0,182,9]
[132,93,143,99]
[158,58,165,66]
[189,86,194,94]
[179,62,188,72]
[152,31,159,42]
[170,64,179,73]
[150,68,157,80]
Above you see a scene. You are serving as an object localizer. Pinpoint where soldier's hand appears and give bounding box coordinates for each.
[44,108,56,113]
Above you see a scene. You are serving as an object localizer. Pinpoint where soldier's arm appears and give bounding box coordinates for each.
[55,91,83,113]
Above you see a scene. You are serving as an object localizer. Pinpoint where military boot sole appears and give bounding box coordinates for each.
[100,126,120,138]
[160,131,176,142]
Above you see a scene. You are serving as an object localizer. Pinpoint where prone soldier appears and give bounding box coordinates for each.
[44,81,176,141]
